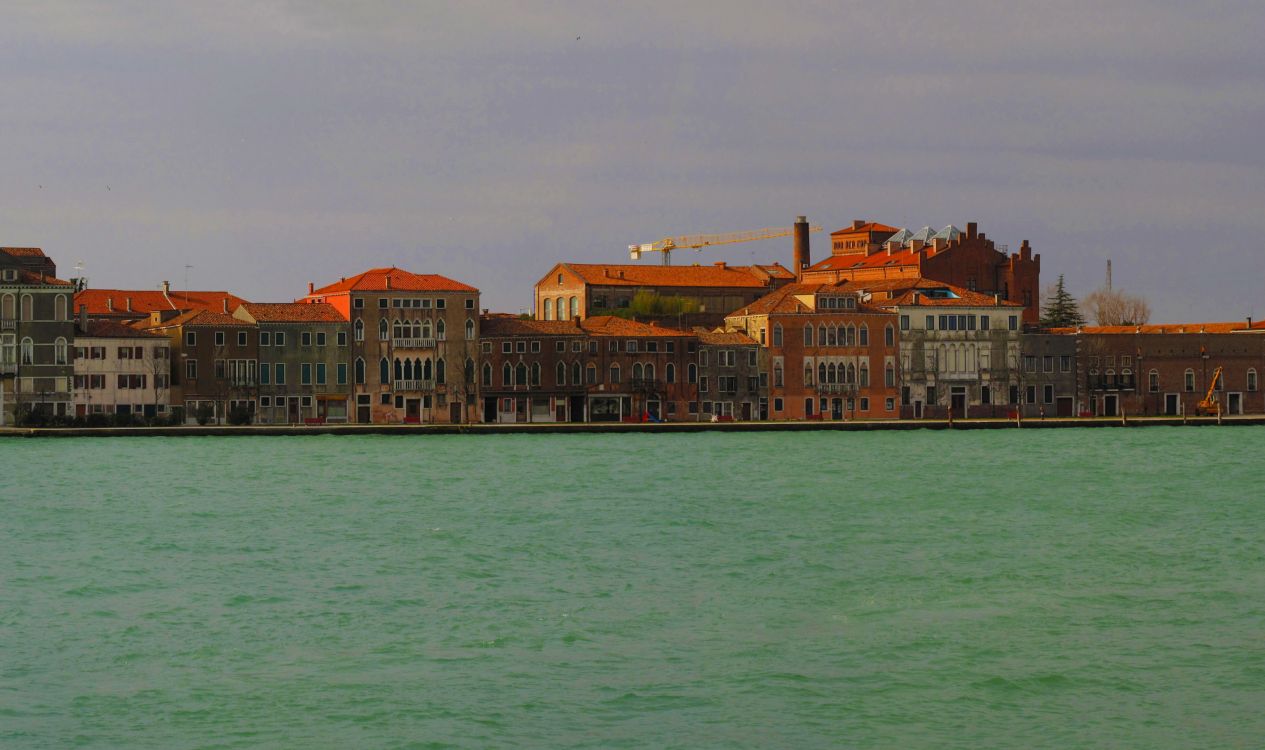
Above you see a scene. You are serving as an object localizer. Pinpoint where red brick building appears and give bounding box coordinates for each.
[801,220,1042,324]
[724,283,900,420]
[299,268,480,424]
[478,315,698,422]
[139,309,258,423]
[533,262,794,323]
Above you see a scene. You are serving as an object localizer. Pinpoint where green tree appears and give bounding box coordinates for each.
[1040,275,1086,328]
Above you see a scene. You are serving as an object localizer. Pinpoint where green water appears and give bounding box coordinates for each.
[2,429,1264,749]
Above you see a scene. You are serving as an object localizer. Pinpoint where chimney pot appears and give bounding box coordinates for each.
[106,296,113,312]
[162,280,170,294]
[222,298,228,313]
[851,219,864,230]
[126,297,132,312]
[308,282,314,295]
[385,276,392,289]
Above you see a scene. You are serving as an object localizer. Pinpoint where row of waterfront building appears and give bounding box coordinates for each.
[3,217,1263,426]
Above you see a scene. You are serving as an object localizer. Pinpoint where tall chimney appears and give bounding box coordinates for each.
[162,280,171,294]
[308,282,314,295]
[793,215,811,278]
[222,298,228,313]
[966,222,978,239]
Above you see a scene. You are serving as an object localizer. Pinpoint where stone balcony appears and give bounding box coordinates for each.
[394,379,435,391]
[393,338,437,349]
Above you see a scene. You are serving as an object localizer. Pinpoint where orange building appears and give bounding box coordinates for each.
[801,220,1041,324]
[724,283,900,420]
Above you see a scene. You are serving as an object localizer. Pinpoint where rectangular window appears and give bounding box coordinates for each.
[261,396,271,407]
[1009,316,1018,331]
[275,363,286,385]
[186,359,197,379]
[1043,356,1054,373]
[980,316,990,331]
[556,340,566,352]
[379,298,388,309]
[275,331,285,347]
[1026,385,1037,404]
[316,363,326,385]
[860,397,869,411]
[301,332,312,347]
[260,363,271,385]
[626,340,638,353]
[436,299,445,309]
[301,363,312,385]
[516,341,526,353]
[699,376,708,393]
[237,331,247,346]
[215,331,225,347]
[337,363,347,384]
[925,316,935,330]
[774,397,783,412]
[466,298,475,309]
[900,315,910,331]
[316,332,326,346]
[1043,384,1054,404]
[337,331,347,346]
[260,331,271,346]
[647,341,658,353]
[1060,355,1071,372]
[186,331,196,346]
[531,341,541,353]
[215,359,226,378]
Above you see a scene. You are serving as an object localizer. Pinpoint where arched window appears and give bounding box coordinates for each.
[826,363,836,383]
[436,319,446,340]
[543,301,553,321]
[884,324,895,347]
[772,323,783,347]
[354,319,364,341]
[556,361,567,386]
[436,358,446,384]
[392,319,403,339]
[846,325,856,346]
[586,363,597,384]
[55,295,67,321]
[859,324,869,346]
[422,320,432,339]
[1248,368,1258,392]
[846,363,856,384]
[1,294,14,319]
[645,363,655,381]
[1148,369,1160,392]
[804,324,814,346]
[827,325,837,347]
[378,318,389,340]
[423,358,434,381]
[20,295,33,321]
[632,363,643,381]
[569,297,579,318]
[54,337,67,365]
[572,361,581,384]
[1183,369,1196,392]
[687,363,697,383]
[610,363,621,383]
[819,362,827,384]
[859,362,869,387]
[20,337,34,364]
[465,358,475,383]
[355,358,365,384]
[556,298,565,321]
[482,362,492,386]
[885,363,895,387]
[666,363,676,383]
[804,363,813,385]
[379,357,390,384]
[530,362,541,386]
[1121,368,1132,389]
[516,363,528,386]
[466,319,475,339]
[817,324,826,347]
[394,358,404,381]
[502,362,512,386]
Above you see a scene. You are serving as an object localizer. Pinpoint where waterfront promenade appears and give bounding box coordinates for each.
[2,414,1260,437]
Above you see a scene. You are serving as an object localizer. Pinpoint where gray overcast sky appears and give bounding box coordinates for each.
[3,1,1263,321]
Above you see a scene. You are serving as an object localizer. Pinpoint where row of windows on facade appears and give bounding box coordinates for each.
[1,337,70,365]
[0,293,72,321]
[74,374,168,389]
[488,338,695,355]
[187,330,350,347]
[541,296,581,320]
[770,322,896,348]
[182,357,477,388]
[898,314,1019,331]
[351,296,475,310]
[774,396,896,413]
[353,318,475,341]
[775,361,898,387]
[481,359,767,394]
[75,346,169,360]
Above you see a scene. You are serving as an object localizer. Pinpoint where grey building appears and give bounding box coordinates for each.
[695,329,765,420]
[1,248,76,424]
[233,303,353,423]
[1018,332,1080,417]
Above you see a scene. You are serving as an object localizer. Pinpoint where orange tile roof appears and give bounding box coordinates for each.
[78,319,168,339]
[829,222,899,235]
[806,247,922,272]
[139,309,252,329]
[311,267,478,294]
[75,288,248,315]
[480,317,584,336]
[1,247,48,257]
[579,315,694,337]
[15,270,73,286]
[879,283,1024,308]
[694,329,758,346]
[558,263,788,289]
[725,282,892,317]
[238,302,344,323]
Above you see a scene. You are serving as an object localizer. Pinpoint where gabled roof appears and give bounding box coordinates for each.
[78,320,168,339]
[311,267,478,294]
[139,309,252,329]
[726,282,892,317]
[1,247,47,257]
[830,222,899,236]
[237,302,344,323]
[579,316,694,337]
[553,263,789,289]
[875,281,1024,308]
[75,288,248,315]
[694,329,758,346]
[806,247,923,273]
[480,317,583,337]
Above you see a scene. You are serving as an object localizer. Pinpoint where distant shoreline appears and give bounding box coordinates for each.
[2,415,1260,437]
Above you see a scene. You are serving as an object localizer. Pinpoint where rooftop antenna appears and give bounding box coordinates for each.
[71,260,87,292]
[184,264,193,291]
[1106,259,1112,291]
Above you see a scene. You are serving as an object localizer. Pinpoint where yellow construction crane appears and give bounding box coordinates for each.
[1196,366,1224,416]
[629,223,822,265]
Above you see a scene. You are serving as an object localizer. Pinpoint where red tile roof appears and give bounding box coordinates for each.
[557,263,789,289]
[806,247,921,272]
[579,315,694,337]
[1048,323,1253,335]
[15,270,73,286]
[694,329,758,346]
[138,309,252,329]
[75,288,248,315]
[829,222,899,235]
[876,282,1024,308]
[725,283,891,317]
[311,267,478,294]
[238,302,344,323]
[1,247,47,257]
[78,319,167,339]
[480,317,583,336]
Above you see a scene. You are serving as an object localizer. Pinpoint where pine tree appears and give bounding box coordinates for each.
[1040,275,1086,328]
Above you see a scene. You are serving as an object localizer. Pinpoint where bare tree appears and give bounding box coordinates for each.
[1083,287,1152,326]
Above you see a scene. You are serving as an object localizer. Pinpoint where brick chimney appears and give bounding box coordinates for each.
[106,296,113,312]
[792,215,811,278]
[966,222,978,239]
[714,261,728,270]
[308,282,314,295]
[851,219,865,230]
[162,280,171,294]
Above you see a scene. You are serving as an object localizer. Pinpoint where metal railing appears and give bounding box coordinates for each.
[393,379,435,391]
[394,338,437,349]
